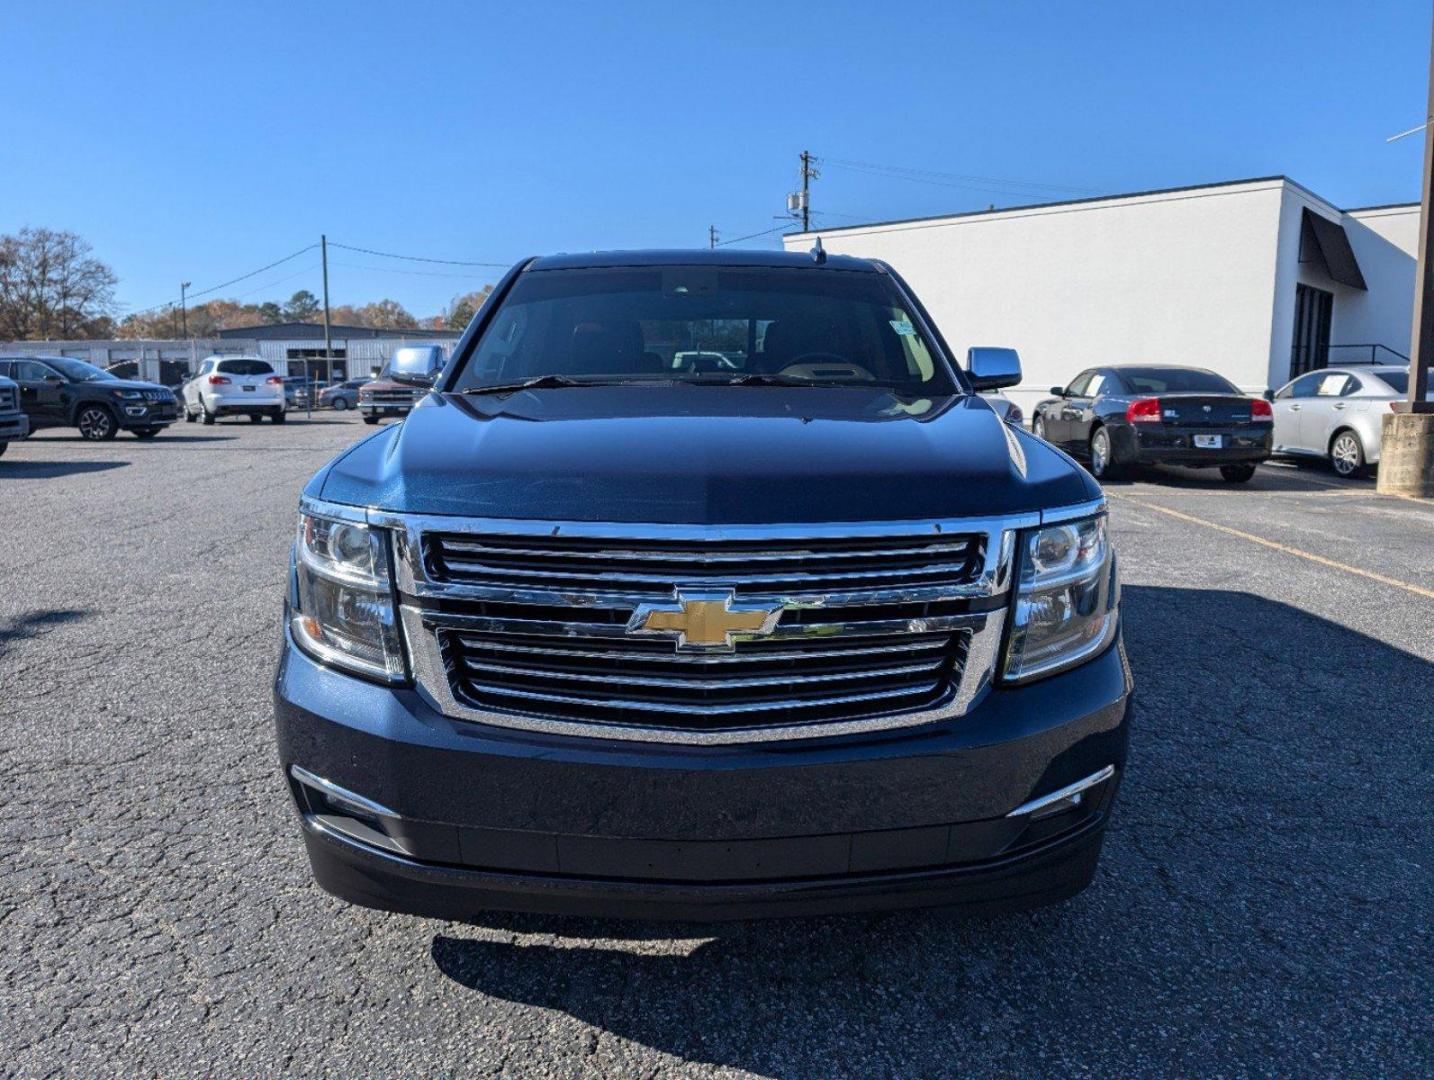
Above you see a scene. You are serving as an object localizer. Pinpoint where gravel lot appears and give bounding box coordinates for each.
[2,414,1431,1079]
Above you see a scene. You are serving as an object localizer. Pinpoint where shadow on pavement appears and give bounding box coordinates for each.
[0,608,93,657]
[1098,461,1373,495]
[0,459,128,478]
[428,585,1431,1077]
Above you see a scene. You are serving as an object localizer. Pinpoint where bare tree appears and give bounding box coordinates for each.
[0,227,118,340]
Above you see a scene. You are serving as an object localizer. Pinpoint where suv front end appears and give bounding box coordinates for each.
[276,496,1127,920]
[273,250,1131,920]
[0,376,29,452]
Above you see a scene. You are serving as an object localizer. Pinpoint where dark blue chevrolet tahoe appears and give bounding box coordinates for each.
[274,249,1130,920]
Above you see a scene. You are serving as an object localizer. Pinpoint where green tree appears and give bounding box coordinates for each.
[356,298,418,330]
[282,289,320,321]
[444,287,493,331]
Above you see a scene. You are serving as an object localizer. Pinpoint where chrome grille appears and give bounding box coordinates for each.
[440,626,970,733]
[426,532,983,595]
[364,390,419,405]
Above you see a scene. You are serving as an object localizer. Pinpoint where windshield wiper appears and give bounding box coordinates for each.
[689,373,920,391]
[462,374,608,396]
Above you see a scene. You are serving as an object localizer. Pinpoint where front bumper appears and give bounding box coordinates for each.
[0,412,29,440]
[1114,425,1271,467]
[358,402,413,417]
[274,623,1132,920]
[118,402,178,427]
[208,392,284,415]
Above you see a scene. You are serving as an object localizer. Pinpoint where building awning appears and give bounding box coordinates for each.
[1300,208,1367,290]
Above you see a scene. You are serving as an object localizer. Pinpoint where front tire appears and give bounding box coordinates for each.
[1089,426,1121,480]
[76,404,118,441]
[332,397,349,411]
[1220,464,1256,483]
[1329,430,1366,478]
[184,405,197,423]
[363,416,379,425]
[131,427,160,440]
[271,410,287,423]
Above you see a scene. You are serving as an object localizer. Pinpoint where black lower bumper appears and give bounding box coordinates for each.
[1113,425,1271,467]
[300,807,1110,921]
[274,627,1131,920]
[0,413,29,440]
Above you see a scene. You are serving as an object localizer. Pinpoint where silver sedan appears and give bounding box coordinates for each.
[1269,364,1426,478]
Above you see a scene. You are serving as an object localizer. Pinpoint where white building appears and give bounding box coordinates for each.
[784,176,1417,416]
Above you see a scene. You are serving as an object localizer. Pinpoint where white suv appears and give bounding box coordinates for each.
[183,356,287,424]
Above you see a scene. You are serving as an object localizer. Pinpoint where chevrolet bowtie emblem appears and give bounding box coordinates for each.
[627,589,783,651]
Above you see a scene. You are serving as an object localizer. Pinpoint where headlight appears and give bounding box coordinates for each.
[1002,513,1118,682]
[111,389,144,400]
[291,509,406,682]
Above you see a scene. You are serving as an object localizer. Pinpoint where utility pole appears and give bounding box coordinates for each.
[319,233,332,420]
[180,281,191,338]
[1377,13,1434,496]
[709,225,719,249]
[800,150,818,232]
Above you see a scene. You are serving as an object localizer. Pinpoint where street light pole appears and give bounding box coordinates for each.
[180,281,191,338]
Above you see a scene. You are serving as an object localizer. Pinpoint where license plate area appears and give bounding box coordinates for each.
[1193,434,1223,449]
[243,385,257,392]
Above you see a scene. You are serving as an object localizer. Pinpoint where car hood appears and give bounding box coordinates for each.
[93,378,170,392]
[317,386,1099,524]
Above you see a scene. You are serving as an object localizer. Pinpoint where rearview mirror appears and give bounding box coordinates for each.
[966,347,1022,391]
[387,345,445,387]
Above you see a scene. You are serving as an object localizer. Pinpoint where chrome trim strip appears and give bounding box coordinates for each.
[435,558,980,587]
[399,578,1005,608]
[1005,765,1116,818]
[453,636,946,664]
[1039,497,1107,525]
[461,679,942,717]
[435,538,978,562]
[289,764,398,819]
[458,658,942,690]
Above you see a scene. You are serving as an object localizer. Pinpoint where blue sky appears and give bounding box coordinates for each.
[1,0,1428,320]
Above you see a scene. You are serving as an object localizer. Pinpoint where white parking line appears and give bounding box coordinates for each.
[1109,495,1434,601]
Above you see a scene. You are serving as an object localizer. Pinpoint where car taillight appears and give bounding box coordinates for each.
[1250,398,1273,419]
[266,376,284,385]
[1126,397,1161,423]
[208,375,231,385]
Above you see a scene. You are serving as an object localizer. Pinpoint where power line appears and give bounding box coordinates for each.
[330,260,498,279]
[124,243,318,318]
[716,223,797,247]
[817,155,1099,198]
[328,241,511,267]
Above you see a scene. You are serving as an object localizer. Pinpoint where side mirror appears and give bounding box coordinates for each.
[966,347,1022,391]
[387,345,445,387]
[1261,389,1275,402]
[1050,386,1066,397]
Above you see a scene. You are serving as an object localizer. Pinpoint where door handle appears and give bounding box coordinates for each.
[1333,402,1347,410]
[1289,404,1301,411]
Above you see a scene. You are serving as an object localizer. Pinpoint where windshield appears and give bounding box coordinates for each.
[48,357,115,382]
[1118,367,1240,394]
[449,266,958,395]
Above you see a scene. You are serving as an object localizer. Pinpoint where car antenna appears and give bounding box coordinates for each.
[810,236,826,264]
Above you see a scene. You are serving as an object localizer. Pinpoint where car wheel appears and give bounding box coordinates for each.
[1220,464,1256,483]
[1032,414,1047,441]
[333,397,349,411]
[363,416,379,425]
[249,413,262,423]
[131,427,160,439]
[1089,426,1120,479]
[184,404,197,423]
[1329,430,1366,478]
[76,404,118,441]
[271,410,287,423]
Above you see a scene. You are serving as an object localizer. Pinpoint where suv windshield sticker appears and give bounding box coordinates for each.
[889,319,916,336]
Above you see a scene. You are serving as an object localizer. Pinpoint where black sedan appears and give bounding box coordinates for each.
[1031,365,1272,482]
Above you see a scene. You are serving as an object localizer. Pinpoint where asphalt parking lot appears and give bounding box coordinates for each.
[2,415,1431,1079]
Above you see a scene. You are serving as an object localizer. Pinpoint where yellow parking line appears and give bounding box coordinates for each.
[1108,495,1434,601]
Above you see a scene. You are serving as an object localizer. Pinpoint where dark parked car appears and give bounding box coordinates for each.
[274,249,1130,922]
[317,379,369,411]
[1031,365,1272,482]
[0,374,30,455]
[0,355,178,440]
